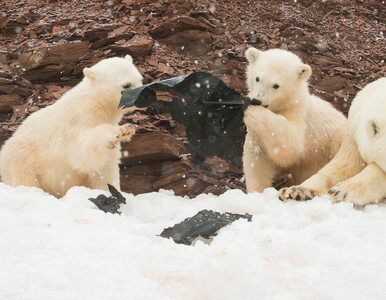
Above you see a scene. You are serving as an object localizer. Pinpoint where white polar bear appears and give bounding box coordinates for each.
[279,77,386,205]
[0,55,143,197]
[243,48,347,193]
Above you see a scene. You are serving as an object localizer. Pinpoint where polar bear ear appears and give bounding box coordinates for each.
[245,47,261,63]
[124,55,133,63]
[83,67,96,80]
[298,64,312,80]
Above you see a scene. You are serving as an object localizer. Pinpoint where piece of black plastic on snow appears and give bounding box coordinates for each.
[160,209,252,245]
[88,184,126,214]
[119,72,250,166]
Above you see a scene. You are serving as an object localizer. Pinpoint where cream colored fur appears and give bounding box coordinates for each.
[279,77,386,205]
[0,55,143,197]
[243,48,346,193]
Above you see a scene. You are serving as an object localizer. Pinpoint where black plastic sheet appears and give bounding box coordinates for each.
[89,184,126,214]
[160,209,252,245]
[119,72,255,166]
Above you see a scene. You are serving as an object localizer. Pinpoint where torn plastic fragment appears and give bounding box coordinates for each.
[119,72,256,166]
[160,209,252,245]
[89,184,126,214]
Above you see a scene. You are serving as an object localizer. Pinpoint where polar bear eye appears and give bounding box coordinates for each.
[122,83,131,89]
[255,77,259,82]
[273,84,280,89]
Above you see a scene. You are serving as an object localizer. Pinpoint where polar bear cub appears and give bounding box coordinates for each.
[279,77,386,205]
[243,48,346,193]
[0,55,143,197]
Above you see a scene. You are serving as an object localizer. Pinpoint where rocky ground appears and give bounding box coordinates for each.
[0,0,385,197]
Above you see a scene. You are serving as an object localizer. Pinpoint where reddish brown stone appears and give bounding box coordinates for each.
[108,36,154,57]
[0,94,22,113]
[121,132,186,166]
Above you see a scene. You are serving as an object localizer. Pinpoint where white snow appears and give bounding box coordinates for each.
[1,183,386,300]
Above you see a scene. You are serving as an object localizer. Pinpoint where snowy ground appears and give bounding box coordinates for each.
[1,183,386,300]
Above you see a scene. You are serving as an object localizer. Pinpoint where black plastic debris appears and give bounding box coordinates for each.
[120,72,258,166]
[160,209,252,245]
[89,184,126,214]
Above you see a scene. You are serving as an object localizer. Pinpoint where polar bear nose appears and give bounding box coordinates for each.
[242,98,263,111]
[245,98,261,106]
[250,98,262,106]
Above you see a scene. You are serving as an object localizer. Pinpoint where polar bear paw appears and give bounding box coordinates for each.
[117,124,136,142]
[243,106,266,130]
[109,124,136,149]
[278,186,316,201]
[328,181,384,206]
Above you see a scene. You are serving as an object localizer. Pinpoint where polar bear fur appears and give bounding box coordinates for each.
[0,55,143,197]
[279,77,386,205]
[243,48,347,193]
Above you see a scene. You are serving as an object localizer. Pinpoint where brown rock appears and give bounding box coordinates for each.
[14,41,90,72]
[52,25,66,34]
[121,132,186,166]
[311,54,341,71]
[154,160,193,176]
[91,33,133,50]
[316,76,347,93]
[45,85,70,100]
[153,174,204,197]
[157,62,174,75]
[0,72,33,113]
[0,127,12,147]
[0,18,27,35]
[120,173,157,195]
[10,41,91,82]
[150,16,220,39]
[121,0,135,5]
[150,16,218,55]
[120,160,193,195]
[159,30,213,55]
[108,36,154,57]
[0,51,8,64]
[203,156,238,175]
[0,77,33,97]
[0,94,22,113]
[73,50,105,76]
[20,64,74,82]
[201,186,227,195]
[152,172,187,189]
[83,27,110,42]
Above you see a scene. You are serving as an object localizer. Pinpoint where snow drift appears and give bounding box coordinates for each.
[1,183,386,300]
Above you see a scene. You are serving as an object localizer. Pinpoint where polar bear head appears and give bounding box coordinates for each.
[355,78,386,170]
[245,48,311,111]
[82,55,143,94]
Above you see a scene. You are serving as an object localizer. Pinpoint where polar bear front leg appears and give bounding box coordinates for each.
[70,123,136,174]
[244,106,305,168]
[243,133,277,193]
[87,162,121,191]
[279,135,365,201]
[328,163,386,206]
